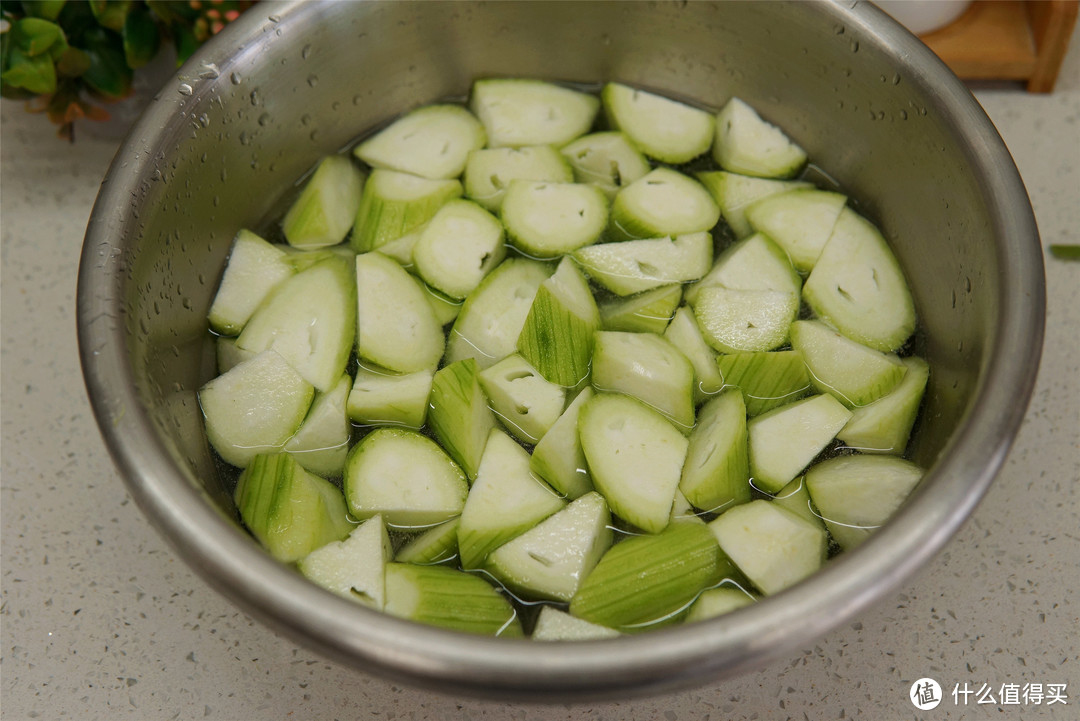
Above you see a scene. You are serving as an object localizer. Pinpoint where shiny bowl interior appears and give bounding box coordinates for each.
[78,0,1044,701]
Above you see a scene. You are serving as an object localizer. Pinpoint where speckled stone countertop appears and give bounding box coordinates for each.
[2,29,1077,721]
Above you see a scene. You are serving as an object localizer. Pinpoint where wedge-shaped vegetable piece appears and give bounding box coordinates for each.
[383,563,523,637]
[374,226,423,267]
[344,427,468,529]
[609,167,720,242]
[500,180,608,258]
[579,393,690,534]
[412,199,506,300]
[685,586,756,623]
[693,286,799,354]
[709,500,827,595]
[771,476,826,531]
[200,350,314,468]
[355,251,444,373]
[712,97,807,179]
[394,518,460,566]
[428,359,498,481]
[530,386,595,500]
[803,207,916,352]
[234,452,353,563]
[591,331,695,430]
[569,522,722,631]
[602,82,714,164]
[285,372,351,478]
[486,491,614,603]
[805,455,923,550]
[215,336,256,374]
[790,319,907,408]
[685,232,801,307]
[283,155,365,249]
[463,145,573,211]
[599,284,681,335]
[517,257,600,386]
[532,606,621,641]
[208,230,295,336]
[354,104,486,180]
[298,514,392,609]
[560,131,651,198]
[680,389,750,513]
[574,232,713,296]
[350,169,462,253]
[346,365,433,429]
[478,354,566,445]
[415,278,462,327]
[445,257,553,369]
[716,350,812,416]
[745,188,846,272]
[469,78,599,148]
[236,255,356,392]
[747,394,853,493]
[837,356,929,454]
[664,306,724,404]
[457,430,566,569]
[696,170,812,239]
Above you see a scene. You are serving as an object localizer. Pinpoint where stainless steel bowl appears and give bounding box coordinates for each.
[77,0,1044,701]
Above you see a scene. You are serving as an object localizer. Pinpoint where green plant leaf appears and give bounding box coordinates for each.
[147,0,199,25]
[11,17,64,55]
[122,5,158,69]
[89,0,130,33]
[21,1,66,22]
[80,25,131,98]
[1049,244,1080,261]
[54,44,89,77]
[172,22,199,65]
[1,46,57,93]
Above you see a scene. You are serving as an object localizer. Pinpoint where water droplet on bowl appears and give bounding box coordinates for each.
[307,74,319,88]
[258,112,271,126]
[302,44,312,59]
[230,72,242,85]
[200,62,220,79]
[269,14,281,22]
[178,83,193,96]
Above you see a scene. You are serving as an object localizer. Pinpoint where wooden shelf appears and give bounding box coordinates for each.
[918,0,1078,92]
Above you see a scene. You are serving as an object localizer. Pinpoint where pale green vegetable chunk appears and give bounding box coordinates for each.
[602,82,714,164]
[486,491,614,603]
[747,394,853,493]
[200,350,314,468]
[234,452,353,563]
[709,500,827,595]
[470,78,599,148]
[805,455,923,550]
[579,393,689,534]
[354,104,486,180]
[344,427,468,529]
[298,514,392,608]
[208,229,294,336]
[532,606,621,641]
[569,522,725,632]
[457,429,566,569]
[284,372,352,478]
[283,155,365,249]
[837,356,929,454]
[712,97,807,179]
[383,563,523,637]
